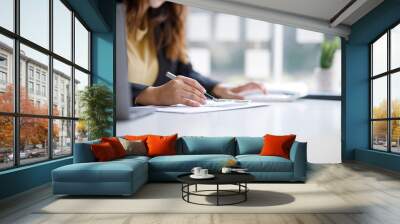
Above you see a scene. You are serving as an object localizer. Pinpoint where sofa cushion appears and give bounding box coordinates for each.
[147,134,178,157]
[53,158,147,183]
[178,136,236,155]
[260,134,296,159]
[149,154,235,172]
[235,137,263,155]
[91,142,118,162]
[236,155,293,172]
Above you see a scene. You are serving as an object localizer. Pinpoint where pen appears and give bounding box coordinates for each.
[166,71,217,101]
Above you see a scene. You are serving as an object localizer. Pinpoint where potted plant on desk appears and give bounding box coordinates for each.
[79,84,113,140]
[316,37,340,92]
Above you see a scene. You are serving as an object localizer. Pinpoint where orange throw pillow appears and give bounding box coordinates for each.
[260,134,296,159]
[146,134,178,157]
[91,142,117,162]
[101,137,127,158]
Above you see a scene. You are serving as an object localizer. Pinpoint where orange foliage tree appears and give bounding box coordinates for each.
[0,84,59,151]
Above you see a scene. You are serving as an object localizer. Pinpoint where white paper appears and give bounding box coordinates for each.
[131,100,269,114]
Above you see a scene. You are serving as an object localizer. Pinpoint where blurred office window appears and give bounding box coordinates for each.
[215,14,240,42]
[186,7,341,94]
[188,48,211,76]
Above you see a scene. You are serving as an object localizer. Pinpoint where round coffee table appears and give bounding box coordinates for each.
[177,173,255,206]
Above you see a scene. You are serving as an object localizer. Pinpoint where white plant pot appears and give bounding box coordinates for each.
[315,68,334,92]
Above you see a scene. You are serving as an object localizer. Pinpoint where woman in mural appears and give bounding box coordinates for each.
[123,0,266,106]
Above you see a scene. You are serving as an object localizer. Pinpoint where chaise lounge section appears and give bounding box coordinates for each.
[52,136,307,196]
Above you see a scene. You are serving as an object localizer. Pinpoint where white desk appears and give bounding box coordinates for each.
[117,99,341,164]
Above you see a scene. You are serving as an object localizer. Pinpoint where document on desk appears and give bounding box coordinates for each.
[132,100,269,114]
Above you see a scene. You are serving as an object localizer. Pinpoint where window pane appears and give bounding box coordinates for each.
[245,49,270,79]
[20,117,49,165]
[187,11,211,41]
[372,121,388,151]
[245,19,271,42]
[53,59,72,117]
[391,120,400,153]
[296,29,324,44]
[74,69,89,118]
[20,44,49,115]
[372,33,387,76]
[188,48,210,76]
[20,0,49,49]
[75,120,88,143]
[0,0,14,31]
[75,18,89,70]
[372,77,387,119]
[391,72,400,118]
[53,119,72,157]
[53,0,72,60]
[0,35,14,112]
[215,14,239,41]
[0,116,13,170]
[391,24,400,70]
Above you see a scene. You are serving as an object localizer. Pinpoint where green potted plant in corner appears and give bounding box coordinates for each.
[79,84,113,140]
[317,37,340,91]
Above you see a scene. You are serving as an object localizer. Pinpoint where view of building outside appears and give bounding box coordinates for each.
[371,24,400,153]
[0,0,90,170]
[186,8,341,94]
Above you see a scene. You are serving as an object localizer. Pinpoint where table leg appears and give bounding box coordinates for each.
[245,183,247,201]
[195,184,198,192]
[217,184,219,206]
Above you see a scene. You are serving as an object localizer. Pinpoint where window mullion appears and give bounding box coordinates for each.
[388,30,391,153]
[49,0,54,160]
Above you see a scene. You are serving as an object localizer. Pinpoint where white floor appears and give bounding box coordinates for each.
[117,99,341,163]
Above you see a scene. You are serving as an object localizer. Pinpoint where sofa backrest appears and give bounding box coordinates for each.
[73,140,100,163]
[177,136,236,155]
[235,137,263,155]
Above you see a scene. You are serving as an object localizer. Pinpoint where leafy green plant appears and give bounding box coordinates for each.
[79,84,113,140]
[320,37,340,69]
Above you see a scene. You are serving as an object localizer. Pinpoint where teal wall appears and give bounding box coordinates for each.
[343,0,400,171]
[0,0,115,200]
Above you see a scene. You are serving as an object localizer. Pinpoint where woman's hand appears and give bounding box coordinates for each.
[212,82,267,99]
[136,75,207,107]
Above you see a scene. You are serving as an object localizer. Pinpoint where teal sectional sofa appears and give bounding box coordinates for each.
[52,136,307,196]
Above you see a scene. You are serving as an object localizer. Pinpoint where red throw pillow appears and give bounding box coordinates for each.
[146,134,178,157]
[101,137,127,158]
[91,142,117,162]
[260,134,296,159]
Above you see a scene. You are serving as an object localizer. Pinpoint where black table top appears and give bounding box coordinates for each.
[177,172,255,185]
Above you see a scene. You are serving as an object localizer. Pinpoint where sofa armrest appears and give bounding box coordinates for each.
[73,140,99,163]
[289,141,307,181]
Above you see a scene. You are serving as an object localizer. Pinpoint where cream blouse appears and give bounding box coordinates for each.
[126,25,159,86]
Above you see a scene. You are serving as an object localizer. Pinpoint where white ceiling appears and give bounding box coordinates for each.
[170,0,384,38]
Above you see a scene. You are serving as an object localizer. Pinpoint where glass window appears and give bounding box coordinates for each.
[0,0,14,31]
[53,119,72,158]
[372,77,387,119]
[53,0,72,60]
[187,12,211,42]
[391,72,400,118]
[20,0,49,49]
[0,116,14,169]
[188,48,211,76]
[20,44,49,115]
[75,120,88,143]
[215,14,239,42]
[74,69,89,118]
[296,29,324,44]
[19,117,49,165]
[245,19,271,42]
[245,49,270,79]
[391,24,400,70]
[0,35,14,113]
[372,121,388,151]
[53,59,72,117]
[391,120,400,153]
[74,18,89,70]
[372,33,387,76]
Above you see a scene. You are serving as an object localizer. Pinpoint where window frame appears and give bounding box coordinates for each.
[369,20,400,154]
[0,0,91,171]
